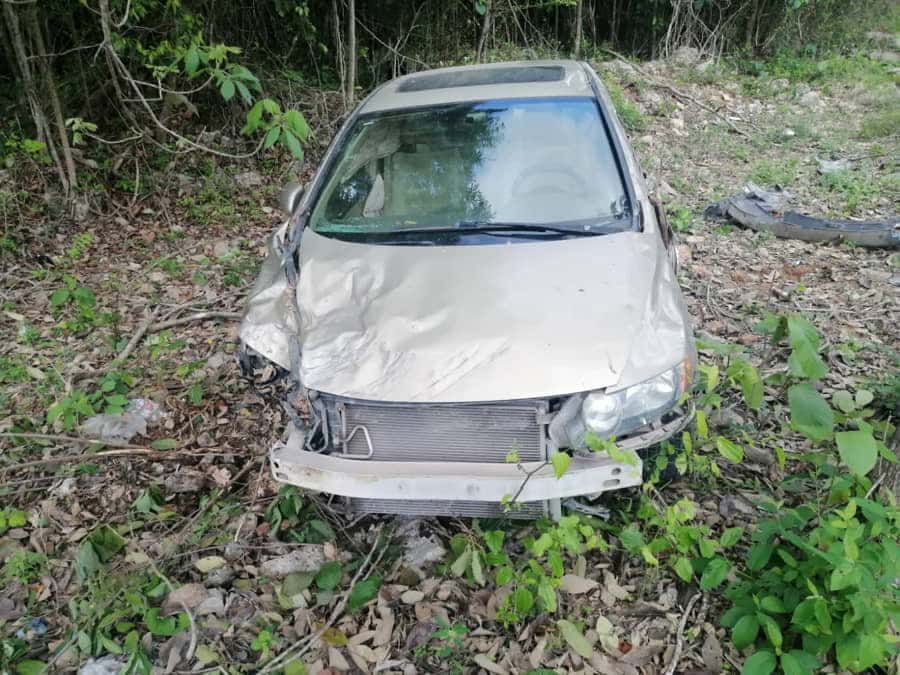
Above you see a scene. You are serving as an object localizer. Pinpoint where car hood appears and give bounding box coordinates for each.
[240,227,693,403]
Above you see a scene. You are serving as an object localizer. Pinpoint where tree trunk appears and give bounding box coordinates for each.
[346,0,356,105]
[1,1,68,191]
[476,1,492,62]
[573,0,583,58]
[27,5,77,193]
[332,0,346,108]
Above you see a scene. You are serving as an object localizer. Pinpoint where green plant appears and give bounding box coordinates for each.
[667,203,694,233]
[2,550,49,584]
[265,486,335,543]
[47,390,95,430]
[449,517,604,626]
[817,170,878,214]
[723,496,899,674]
[859,108,899,139]
[618,496,739,587]
[605,81,647,132]
[751,158,798,186]
[717,314,898,674]
[0,507,27,535]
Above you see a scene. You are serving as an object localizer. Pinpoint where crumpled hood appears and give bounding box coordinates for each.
[241,227,691,403]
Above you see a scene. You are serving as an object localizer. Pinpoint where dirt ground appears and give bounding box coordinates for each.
[0,55,897,674]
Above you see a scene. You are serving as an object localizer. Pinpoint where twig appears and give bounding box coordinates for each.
[663,592,702,675]
[149,311,242,332]
[508,460,549,506]
[1,448,225,474]
[110,306,160,370]
[0,432,148,448]
[259,524,387,674]
[865,474,885,500]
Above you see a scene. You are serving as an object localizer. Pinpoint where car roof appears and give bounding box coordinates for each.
[358,60,594,114]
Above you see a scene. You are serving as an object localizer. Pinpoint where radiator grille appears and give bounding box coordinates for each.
[352,498,545,519]
[325,400,547,463]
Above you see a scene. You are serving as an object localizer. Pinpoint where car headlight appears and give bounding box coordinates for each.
[553,359,693,450]
[583,367,679,438]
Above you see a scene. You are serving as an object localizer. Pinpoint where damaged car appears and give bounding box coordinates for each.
[239,60,696,519]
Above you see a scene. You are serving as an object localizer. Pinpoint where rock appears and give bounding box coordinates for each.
[195,589,226,616]
[770,78,790,92]
[869,50,900,62]
[260,546,326,578]
[162,583,209,615]
[709,407,745,429]
[205,565,236,587]
[400,589,425,604]
[671,46,701,64]
[797,90,821,107]
[701,632,724,671]
[194,556,227,573]
[234,171,264,189]
[696,59,714,74]
[817,158,851,175]
[224,542,244,561]
[213,239,239,259]
[671,116,685,130]
[782,128,796,138]
[164,470,207,493]
[0,538,23,563]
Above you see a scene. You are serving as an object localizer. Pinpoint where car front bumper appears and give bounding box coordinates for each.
[269,410,690,506]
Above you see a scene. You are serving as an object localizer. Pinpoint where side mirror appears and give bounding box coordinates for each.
[279,182,305,215]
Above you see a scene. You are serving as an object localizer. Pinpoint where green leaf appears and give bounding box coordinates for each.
[263,125,281,149]
[741,649,776,675]
[315,561,342,590]
[832,390,855,414]
[673,556,693,582]
[698,538,717,558]
[74,540,103,580]
[50,288,70,306]
[747,542,774,571]
[281,129,303,160]
[788,384,834,442]
[760,596,786,614]
[471,550,485,586]
[556,619,594,658]
[829,561,858,591]
[284,109,310,141]
[700,557,730,589]
[550,451,571,479]
[720,526,744,548]
[184,46,200,75]
[835,429,878,476]
[855,389,874,408]
[347,576,382,611]
[282,571,315,596]
[786,315,827,380]
[758,614,782,649]
[495,566,513,585]
[732,614,759,650]
[536,578,557,612]
[779,652,809,675]
[89,525,126,562]
[144,608,186,636]
[716,437,744,463]
[16,660,47,675]
[483,530,504,554]
[150,438,178,450]
[513,587,534,614]
[857,634,884,670]
[450,548,471,577]
[219,79,236,101]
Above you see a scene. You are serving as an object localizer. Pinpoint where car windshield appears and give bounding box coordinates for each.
[308,98,630,236]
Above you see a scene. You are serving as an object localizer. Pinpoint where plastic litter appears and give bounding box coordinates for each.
[15,617,48,639]
[78,655,126,675]
[705,183,899,249]
[80,398,166,444]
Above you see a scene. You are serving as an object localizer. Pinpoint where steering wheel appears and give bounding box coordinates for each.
[509,162,591,199]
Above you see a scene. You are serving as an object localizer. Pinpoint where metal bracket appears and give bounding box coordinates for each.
[336,402,375,459]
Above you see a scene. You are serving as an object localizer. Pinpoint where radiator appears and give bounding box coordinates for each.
[323,398,550,517]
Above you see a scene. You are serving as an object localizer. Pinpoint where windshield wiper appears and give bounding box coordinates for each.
[378,220,621,237]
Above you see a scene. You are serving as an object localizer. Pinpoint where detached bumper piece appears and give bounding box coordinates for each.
[270,428,643,519]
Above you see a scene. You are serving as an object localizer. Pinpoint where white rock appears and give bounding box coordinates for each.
[260,546,326,578]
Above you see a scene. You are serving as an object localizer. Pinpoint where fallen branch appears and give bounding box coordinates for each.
[663,592,702,675]
[149,311,242,333]
[109,306,160,371]
[1,448,226,475]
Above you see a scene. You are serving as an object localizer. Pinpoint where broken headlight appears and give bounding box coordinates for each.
[557,359,693,449]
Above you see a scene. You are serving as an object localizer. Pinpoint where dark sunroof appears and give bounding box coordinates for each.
[397,65,566,93]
